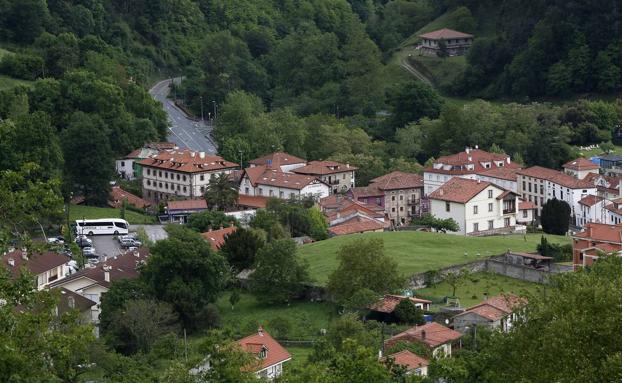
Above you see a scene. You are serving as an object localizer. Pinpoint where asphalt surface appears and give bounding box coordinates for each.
[149,78,217,154]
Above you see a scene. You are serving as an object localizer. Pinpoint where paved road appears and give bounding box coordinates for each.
[149,78,217,154]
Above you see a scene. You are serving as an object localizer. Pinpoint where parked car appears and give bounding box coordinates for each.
[75,236,93,248]
[82,246,96,257]
[117,233,139,242]
[47,236,65,245]
[120,238,141,248]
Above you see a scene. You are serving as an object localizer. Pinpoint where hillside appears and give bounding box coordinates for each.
[298,231,570,285]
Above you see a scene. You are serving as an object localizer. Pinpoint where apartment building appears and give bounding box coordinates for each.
[239,166,330,200]
[292,161,356,194]
[139,149,238,202]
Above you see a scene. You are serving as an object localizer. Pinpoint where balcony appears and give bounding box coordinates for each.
[407,198,420,205]
[327,179,340,185]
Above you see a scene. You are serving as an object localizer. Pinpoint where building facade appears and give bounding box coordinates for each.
[418,28,474,56]
[292,161,356,194]
[239,166,330,200]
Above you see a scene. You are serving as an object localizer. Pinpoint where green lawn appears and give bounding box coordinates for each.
[417,272,542,309]
[407,54,467,89]
[299,231,570,285]
[216,292,336,340]
[69,204,156,225]
[573,144,622,158]
[286,346,314,370]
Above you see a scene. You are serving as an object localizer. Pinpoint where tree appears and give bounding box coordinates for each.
[386,80,443,135]
[393,299,425,325]
[140,226,229,330]
[308,206,329,240]
[195,341,260,383]
[412,213,460,232]
[250,239,311,304]
[327,239,405,304]
[540,198,571,235]
[219,228,265,272]
[115,299,179,354]
[444,269,471,298]
[186,210,237,233]
[61,111,114,205]
[600,141,615,154]
[204,172,239,211]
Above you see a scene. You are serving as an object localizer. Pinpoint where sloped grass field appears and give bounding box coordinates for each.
[69,204,156,224]
[298,231,570,285]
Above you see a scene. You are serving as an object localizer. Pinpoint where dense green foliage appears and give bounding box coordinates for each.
[540,199,571,235]
[219,228,265,272]
[412,213,460,232]
[186,210,237,233]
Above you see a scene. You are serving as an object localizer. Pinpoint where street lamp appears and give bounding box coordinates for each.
[212,100,217,119]
[200,96,204,122]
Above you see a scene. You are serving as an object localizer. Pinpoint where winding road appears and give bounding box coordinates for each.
[149,78,217,154]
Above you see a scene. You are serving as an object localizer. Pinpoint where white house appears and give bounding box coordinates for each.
[248,152,307,173]
[385,350,429,377]
[476,167,520,193]
[116,142,176,180]
[238,327,291,380]
[577,195,608,227]
[517,199,537,225]
[239,166,329,200]
[562,157,600,180]
[2,249,72,290]
[428,178,519,236]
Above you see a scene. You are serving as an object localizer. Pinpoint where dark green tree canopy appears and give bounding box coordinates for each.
[540,198,571,235]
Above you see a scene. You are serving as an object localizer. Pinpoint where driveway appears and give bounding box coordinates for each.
[149,78,217,154]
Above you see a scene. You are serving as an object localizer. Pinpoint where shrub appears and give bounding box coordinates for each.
[393,299,425,325]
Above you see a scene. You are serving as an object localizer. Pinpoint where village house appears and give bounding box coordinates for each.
[56,288,97,325]
[452,294,525,333]
[201,226,237,250]
[325,199,386,236]
[516,166,596,223]
[162,199,208,223]
[239,166,330,200]
[563,157,600,180]
[385,322,462,357]
[2,248,73,290]
[384,350,429,377]
[238,327,291,380]
[249,152,307,173]
[108,185,151,209]
[605,197,622,224]
[517,199,537,226]
[292,160,356,194]
[49,248,150,336]
[577,195,608,227]
[476,167,521,193]
[116,142,176,180]
[584,172,622,200]
[368,294,432,322]
[140,149,238,203]
[597,154,622,175]
[423,147,518,196]
[418,28,474,56]
[428,178,519,236]
[572,222,622,269]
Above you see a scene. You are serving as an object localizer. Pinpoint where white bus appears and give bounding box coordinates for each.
[75,219,130,236]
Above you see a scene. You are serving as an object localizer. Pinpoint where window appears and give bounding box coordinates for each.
[523,210,528,218]
[158,182,162,188]
[376,197,382,205]
[200,175,205,181]
[392,196,396,201]
[146,180,151,186]
[540,197,544,206]
[473,222,479,232]
[392,207,396,212]
[445,202,451,212]
[165,172,168,179]
[258,188,263,196]
[120,161,125,166]
[400,207,404,211]
[165,183,168,189]
[488,190,493,198]
[158,171,162,177]
[290,193,296,199]
[269,190,274,197]
[245,187,249,194]
[279,191,284,198]
[177,174,180,180]
[540,185,544,194]
[342,174,346,180]
[473,205,478,214]
[183,186,187,192]
[200,186,205,193]
[522,181,525,190]
[147,169,151,175]
[504,217,511,227]
[488,220,494,230]
[183,175,187,181]
[528,183,532,192]
[400,195,404,201]
[488,203,493,212]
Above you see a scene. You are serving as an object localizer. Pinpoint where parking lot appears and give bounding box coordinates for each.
[77,225,168,262]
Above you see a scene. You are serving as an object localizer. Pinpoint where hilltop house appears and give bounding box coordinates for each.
[428,178,519,236]
[385,322,462,357]
[116,142,176,180]
[423,147,518,195]
[452,294,525,333]
[140,149,238,203]
[238,327,291,380]
[239,166,329,200]
[292,160,356,194]
[2,249,73,290]
[418,28,474,56]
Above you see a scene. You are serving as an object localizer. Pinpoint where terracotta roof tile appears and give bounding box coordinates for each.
[109,186,151,209]
[573,222,622,243]
[371,171,423,190]
[138,149,237,174]
[237,195,270,209]
[518,199,536,210]
[386,350,429,371]
[249,152,306,168]
[425,149,515,176]
[167,199,207,211]
[455,294,526,322]
[428,178,492,204]
[578,195,604,207]
[477,167,521,182]
[201,226,237,250]
[419,28,473,40]
[238,328,291,372]
[369,294,432,314]
[2,250,69,277]
[328,216,384,236]
[293,160,357,176]
[563,157,600,171]
[349,185,384,199]
[386,322,462,349]
[243,166,321,190]
[517,166,594,189]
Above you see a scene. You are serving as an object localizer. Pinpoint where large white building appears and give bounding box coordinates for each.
[428,178,519,236]
[139,149,238,202]
[239,166,330,200]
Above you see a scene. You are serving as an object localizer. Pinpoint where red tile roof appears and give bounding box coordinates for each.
[370,171,423,190]
[428,178,492,204]
[167,199,208,211]
[201,226,237,250]
[455,294,526,322]
[386,322,462,349]
[349,185,384,199]
[238,328,291,372]
[518,199,536,210]
[578,195,604,207]
[138,149,238,174]
[109,186,151,209]
[293,160,357,176]
[425,150,518,176]
[243,166,321,190]
[386,350,429,372]
[517,166,594,189]
[249,152,306,168]
[237,195,270,209]
[2,250,69,277]
[328,216,384,236]
[477,167,521,182]
[563,158,599,171]
[369,294,432,314]
[509,252,553,261]
[573,222,622,243]
[419,28,473,40]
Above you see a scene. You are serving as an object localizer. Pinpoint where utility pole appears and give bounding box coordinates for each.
[212,100,217,119]
[200,96,204,122]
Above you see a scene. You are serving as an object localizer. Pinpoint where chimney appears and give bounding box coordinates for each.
[7,258,14,267]
[199,152,205,159]
[468,156,472,162]
[21,248,28,260]
[258,326,264,336]
[190,152,196,158]
[465,147,470,154]
[104,271,110,283]
[219,225,224,230]
[439,188,444,196]
[421,330,426,340]
[346,163,350,168]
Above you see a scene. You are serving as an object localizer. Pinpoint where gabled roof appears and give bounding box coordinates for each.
[578,195,604,207]
[454,294,526,322]
[328,216,384,236]
[109,186,151,209]
[249,152,306,168]
[370,171,423,190]
[428,178,493,204]
[349,185,384,199]
[201,226,237,250]
[573,222,622,243]
[293,160,357,176]
[57,288,97,314]
[243,166,321,190]
[386,350,429,372]
[369,294,432,314]
[477,167,521,182]
[419,28,473,40]
[563,157,599,171]
[517,166,594,189]
[386,322,462,349]
[237,195,270,209]
[138,149,238,174]
[238,328,291,372]
[167,199,207,211]
[425,149,517,176]
[2,250,69,277]
[518,199,536,210]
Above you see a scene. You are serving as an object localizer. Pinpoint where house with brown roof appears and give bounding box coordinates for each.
[56,288,97,324]
[49,248,150,336]
[237,327,291,379]
[452,294,526,333]
[320,196,387,236]
[385,322,462,357]
[292,160,356,194]
[2,248,72,290]
[424,147,518,196]
[369,294,432,322]
[583,172,622,200]
[239,166,329,201]
[116,142,177,180]
[384,350,429,377]
[428,178,519,236]
[477,166,521,193]
[108,186,151,209]
[140,149,238,203]
[201,226,237,250]
[517,166,597,224]
[517,199,537,225]
[563,157,600,179]
[163,199,208,223]
[249,152,307,173]
[418,28,473,56]
[572,222,622,269]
